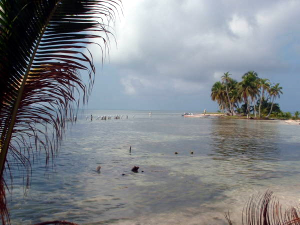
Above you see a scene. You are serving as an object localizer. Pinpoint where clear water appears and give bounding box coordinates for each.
[7,110,300,224]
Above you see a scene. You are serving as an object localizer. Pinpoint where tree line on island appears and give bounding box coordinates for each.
[211,71,299,119]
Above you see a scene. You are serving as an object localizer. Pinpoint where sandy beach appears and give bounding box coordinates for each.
[284,119,300,125]
[183,113,225,118]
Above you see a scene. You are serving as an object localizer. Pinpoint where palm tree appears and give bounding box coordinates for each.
[221,72,232,114]
[221,72,234,115]
[0,0,120,224]
[239,71,259,118]
[211,81,226,113]
[295,111,300,119]
[229,79,241,112]
[267,83,283,117]
[258,78,270,118]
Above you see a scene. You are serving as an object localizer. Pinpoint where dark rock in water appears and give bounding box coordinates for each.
[190,151,194,154]
[131,166,139,173]
[174,152,178,155]
[96,165,101,173]
[122,173,126,176]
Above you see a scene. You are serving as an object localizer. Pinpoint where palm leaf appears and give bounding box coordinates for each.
[0,0,120,223]
[226,190,300,225]
[243,190,300,225]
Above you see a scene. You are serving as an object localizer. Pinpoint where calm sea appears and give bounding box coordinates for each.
[7,110,300,224]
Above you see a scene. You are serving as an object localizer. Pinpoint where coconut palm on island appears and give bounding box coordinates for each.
[211,71,292,119]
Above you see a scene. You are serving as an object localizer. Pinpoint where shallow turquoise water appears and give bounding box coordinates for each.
[7,110,300,224]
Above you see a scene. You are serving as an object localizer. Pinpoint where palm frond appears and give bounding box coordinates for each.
[226,190,300,225]
[0,0,120,223]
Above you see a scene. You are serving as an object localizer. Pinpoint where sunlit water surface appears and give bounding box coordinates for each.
[7,110,300,224]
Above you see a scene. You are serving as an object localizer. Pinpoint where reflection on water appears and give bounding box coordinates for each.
[7,111,300,225]
[210,119,280,161]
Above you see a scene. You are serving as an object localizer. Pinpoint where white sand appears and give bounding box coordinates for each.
[284,120,300,125]
[184,113,224,118]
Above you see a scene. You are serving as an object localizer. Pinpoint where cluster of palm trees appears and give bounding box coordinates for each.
[211,71,283,118]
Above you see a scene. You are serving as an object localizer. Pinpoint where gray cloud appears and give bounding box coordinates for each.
[89,0,300,111]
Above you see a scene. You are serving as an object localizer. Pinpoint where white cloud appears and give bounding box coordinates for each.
[229,15,253,37]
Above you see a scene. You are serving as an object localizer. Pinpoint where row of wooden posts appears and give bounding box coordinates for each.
[86,115,130,121]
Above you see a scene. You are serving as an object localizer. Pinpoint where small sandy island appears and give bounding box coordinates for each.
[284,120,300,125]
[184,113,224,118]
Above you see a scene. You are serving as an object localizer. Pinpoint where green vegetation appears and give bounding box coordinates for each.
[211,71,290,119]
[294,111,300,119]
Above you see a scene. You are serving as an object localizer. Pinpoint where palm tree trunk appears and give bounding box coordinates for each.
[258,90,264,118]
[230,100,236,116]
[232,103,236,115]
[225,86,233,115]
[267,96,275,117]
[258,99,262,118]
[258,92,264,118]
[245,98,250,119]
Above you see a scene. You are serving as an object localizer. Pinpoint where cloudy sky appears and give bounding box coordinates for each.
[87,0,300,112]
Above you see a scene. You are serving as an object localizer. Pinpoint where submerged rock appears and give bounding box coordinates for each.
[96,165,101,173]
[131,166,139,173]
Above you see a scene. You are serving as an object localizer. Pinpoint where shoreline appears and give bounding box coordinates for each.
[183,113,224,118]
[183,114,300,125]
[283,119,300,125]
